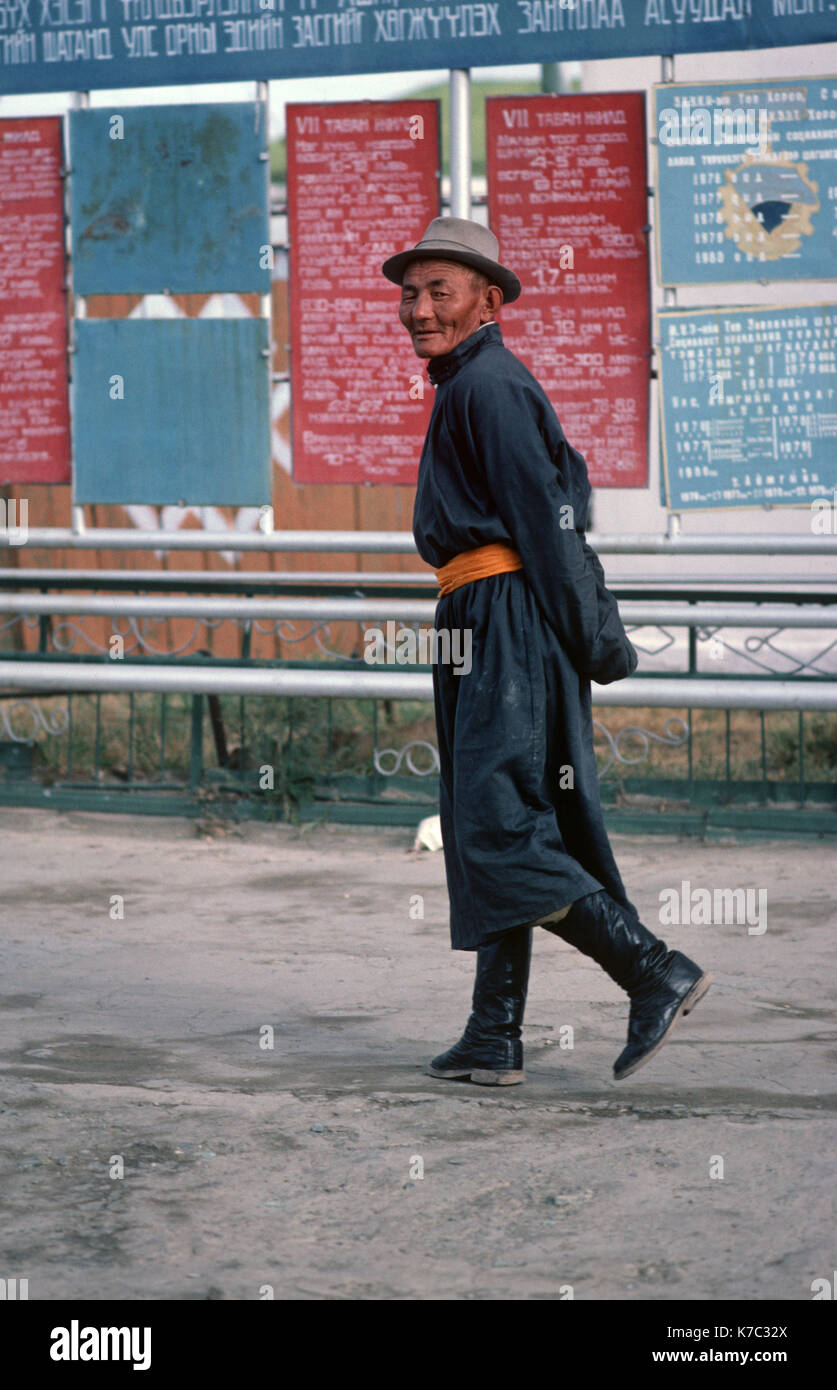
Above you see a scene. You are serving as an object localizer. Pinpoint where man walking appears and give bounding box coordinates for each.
[382,217,712,1085]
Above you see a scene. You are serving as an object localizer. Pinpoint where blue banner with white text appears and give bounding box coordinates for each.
[2,0,837,98]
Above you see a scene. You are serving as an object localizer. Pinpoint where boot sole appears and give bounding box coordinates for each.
[613,971,713,1081]
[427,1065,525,1086]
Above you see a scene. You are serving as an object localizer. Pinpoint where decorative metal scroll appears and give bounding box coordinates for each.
[3,610,836,678]
[373,742,441,778]
[623,625,677,659]
[373,717,692,782]
[695,626,837,679]
[0,699,69,743]
[592,717,690,780]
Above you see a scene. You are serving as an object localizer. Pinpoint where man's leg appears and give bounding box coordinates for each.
[525,905,572,930]
[428,924,533,1086]
[541,889,712,1079]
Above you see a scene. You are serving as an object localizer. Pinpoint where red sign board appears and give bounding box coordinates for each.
[287,101,439,485]
[487,94,650,488]
[0,117,71,484]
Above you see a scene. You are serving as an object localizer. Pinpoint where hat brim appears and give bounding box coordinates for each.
[382,246,521,305]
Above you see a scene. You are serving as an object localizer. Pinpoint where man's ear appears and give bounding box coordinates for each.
[482,284,504,320]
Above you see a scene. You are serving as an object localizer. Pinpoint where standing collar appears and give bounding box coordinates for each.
[426,321,502,386]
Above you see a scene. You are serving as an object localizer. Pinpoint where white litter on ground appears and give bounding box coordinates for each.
[413,814,443,852]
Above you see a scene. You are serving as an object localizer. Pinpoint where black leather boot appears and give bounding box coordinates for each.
[542,890,712,1081]
[428,925,533,1086]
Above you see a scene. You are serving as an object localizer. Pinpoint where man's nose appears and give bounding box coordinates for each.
[411,290,435,322]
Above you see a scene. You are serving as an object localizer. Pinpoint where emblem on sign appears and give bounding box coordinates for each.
[718,150,819,261]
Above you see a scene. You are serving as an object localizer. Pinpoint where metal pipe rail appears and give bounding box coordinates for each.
[4,528,837,555]
[2,594,837,628]
[1,569,835,593]
[1,660,835,711]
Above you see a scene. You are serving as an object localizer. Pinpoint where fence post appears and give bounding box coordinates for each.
[449,69,471,220]
[189,694,204,789]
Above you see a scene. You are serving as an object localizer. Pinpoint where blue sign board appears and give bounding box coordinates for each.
[69,103,269,295]
[72,318,271,505]
[658,304,837,511]
[2,1,836,97]
[654,76,837,285]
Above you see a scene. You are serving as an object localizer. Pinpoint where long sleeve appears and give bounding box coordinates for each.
[460,368,638,685]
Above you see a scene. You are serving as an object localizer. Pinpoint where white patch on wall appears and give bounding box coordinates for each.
[198,294,252,319]
[272,381,292,475]
[127,295,186,319]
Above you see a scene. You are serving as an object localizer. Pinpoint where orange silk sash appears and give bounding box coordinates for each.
[435,542,524,598]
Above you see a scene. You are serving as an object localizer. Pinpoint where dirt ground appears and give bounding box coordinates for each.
[1,807,834,1302]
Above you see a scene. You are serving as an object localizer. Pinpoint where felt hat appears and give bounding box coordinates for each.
[382,216,521,304]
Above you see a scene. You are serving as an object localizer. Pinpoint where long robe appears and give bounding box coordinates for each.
[412,322,642,951]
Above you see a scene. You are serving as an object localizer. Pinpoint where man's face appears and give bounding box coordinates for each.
[398,259,497,358]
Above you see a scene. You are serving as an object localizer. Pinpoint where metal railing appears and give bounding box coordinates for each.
[5,526,837,555]
[1,661,836,712]
[1,538,835,833]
